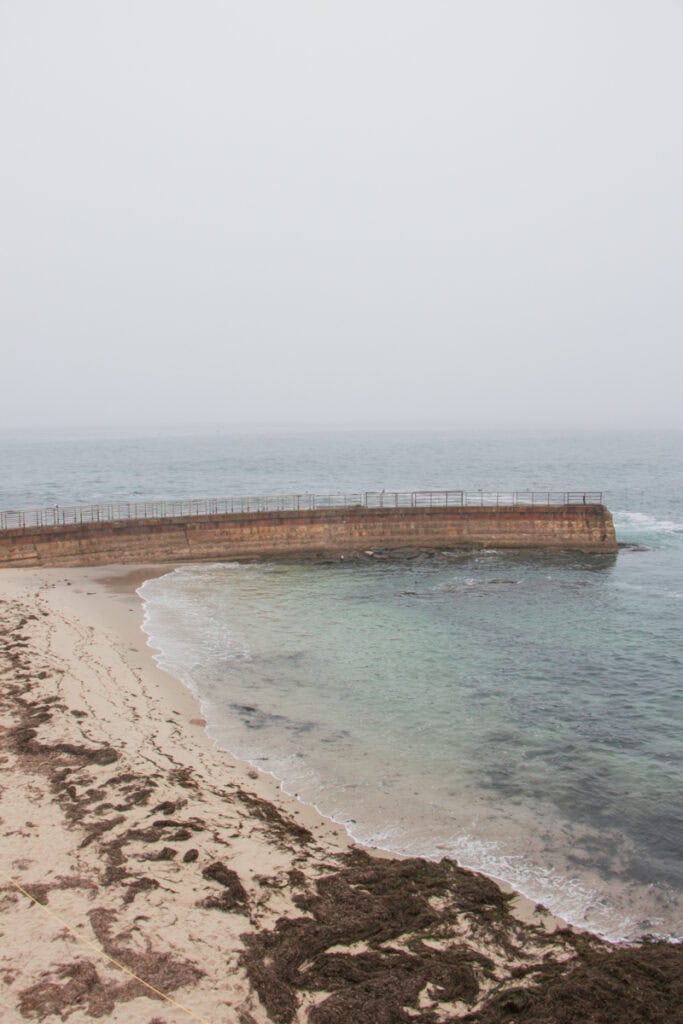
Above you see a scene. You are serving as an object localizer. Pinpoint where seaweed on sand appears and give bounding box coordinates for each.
[242,850,683,1024]
[236,789,314,846]
[200,860,250,913]
[18,909,204,1020]
[242,851,507,1023]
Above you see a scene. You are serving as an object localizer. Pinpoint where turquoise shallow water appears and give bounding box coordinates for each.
[1,428,681,940]
[139,545,681,941]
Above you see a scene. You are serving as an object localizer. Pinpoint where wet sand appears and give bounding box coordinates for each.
[0,565,680,1023]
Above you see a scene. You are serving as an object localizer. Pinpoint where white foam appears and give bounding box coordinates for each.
[615,510,683,537]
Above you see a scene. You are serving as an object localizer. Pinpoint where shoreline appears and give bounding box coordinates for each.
[1,564,680,1023]
[97,564,561,921]
[134,566,547,926]
[6,563,354,850]
[134,560,674,946]
[132,564,592,936]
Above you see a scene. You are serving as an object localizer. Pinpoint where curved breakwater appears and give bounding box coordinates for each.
[0,501,616,568]
[2,426,681,942]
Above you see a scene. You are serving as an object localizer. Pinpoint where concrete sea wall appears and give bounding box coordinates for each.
[0,504,617,568]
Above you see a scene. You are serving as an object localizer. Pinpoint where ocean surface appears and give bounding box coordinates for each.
[1,427,681,941]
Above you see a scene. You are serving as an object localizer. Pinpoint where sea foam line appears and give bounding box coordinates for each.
[614,511,683,534]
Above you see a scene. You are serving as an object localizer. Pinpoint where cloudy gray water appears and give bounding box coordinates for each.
[2,428,681,940]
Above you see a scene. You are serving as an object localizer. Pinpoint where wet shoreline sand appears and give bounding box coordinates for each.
[0,565,680,1023]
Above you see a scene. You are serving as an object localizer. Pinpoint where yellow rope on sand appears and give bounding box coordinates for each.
[0,868,213,1024]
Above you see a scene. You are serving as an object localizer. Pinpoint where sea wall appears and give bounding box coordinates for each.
[0,505,617,568]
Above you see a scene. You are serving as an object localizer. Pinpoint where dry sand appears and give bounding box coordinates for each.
[0,566,680,1024]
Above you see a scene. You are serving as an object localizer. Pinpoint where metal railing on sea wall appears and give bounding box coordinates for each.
[0,491,604,531]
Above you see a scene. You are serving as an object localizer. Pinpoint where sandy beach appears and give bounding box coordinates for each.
[0,565,680,1024]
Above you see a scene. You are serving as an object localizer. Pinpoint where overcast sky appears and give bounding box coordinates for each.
[1,1,682,431]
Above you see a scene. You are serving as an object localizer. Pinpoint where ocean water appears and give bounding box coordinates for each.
[1,427,681,941]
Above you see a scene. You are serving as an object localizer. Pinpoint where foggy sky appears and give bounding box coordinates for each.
[1,1,682,431]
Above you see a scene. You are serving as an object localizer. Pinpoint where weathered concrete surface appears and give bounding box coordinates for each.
[0,505,617,568]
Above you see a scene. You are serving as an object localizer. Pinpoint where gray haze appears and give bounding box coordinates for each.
[1,1,682,431]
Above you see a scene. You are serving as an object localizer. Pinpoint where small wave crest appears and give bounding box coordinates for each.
[137,565,253,704]
[614,511,683,546]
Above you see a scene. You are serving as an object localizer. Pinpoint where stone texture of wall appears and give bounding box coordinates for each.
[0,505,617,569]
